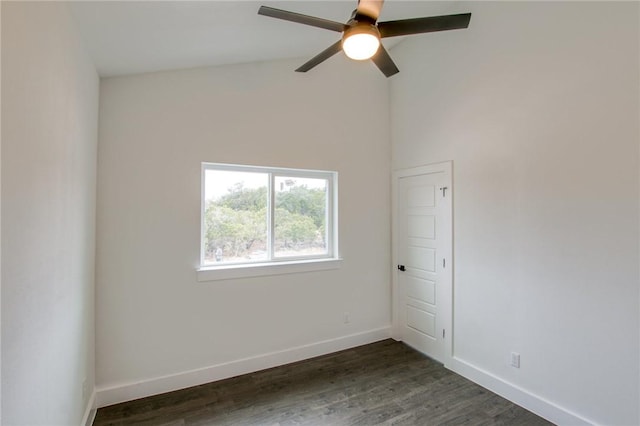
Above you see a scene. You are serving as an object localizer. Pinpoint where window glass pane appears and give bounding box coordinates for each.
[203,170,268,265]
[274,176,328,258]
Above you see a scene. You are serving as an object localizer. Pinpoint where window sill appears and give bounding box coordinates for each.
[197,258,343,282]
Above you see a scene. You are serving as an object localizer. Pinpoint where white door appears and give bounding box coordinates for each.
[394,163,451,363]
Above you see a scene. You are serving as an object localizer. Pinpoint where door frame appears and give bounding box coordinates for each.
[391,161,453,364]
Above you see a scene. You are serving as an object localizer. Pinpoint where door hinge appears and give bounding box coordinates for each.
[442,329,445,338]
[397,264,406,272]
[440,186,448,197]
[442,258,446,268]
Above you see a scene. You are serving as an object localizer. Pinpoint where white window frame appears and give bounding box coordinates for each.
[198,163,341,281]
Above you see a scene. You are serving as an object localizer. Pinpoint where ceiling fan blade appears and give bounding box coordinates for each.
[371,45,399,77]
[296,40,343,73]
[258,6,346,32]
[356,0,384,21]
[377,13,471,38]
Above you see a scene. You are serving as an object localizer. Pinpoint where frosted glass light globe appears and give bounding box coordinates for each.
[342,32,380,60]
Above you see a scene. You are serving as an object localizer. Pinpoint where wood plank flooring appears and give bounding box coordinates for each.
[93,340,553,426]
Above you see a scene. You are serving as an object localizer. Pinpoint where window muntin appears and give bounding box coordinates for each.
[201,163,337,268]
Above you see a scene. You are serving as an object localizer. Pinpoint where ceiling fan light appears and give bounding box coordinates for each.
[342,25,380,60]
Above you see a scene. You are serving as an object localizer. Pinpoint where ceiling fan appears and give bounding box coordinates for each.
[258,0,471,78]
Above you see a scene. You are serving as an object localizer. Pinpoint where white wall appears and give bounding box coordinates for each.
[1,2,99,425]
[96,59,391,398]
[391,2,639,425]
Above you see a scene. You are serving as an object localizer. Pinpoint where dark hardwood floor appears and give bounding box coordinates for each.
[94,340,553,426]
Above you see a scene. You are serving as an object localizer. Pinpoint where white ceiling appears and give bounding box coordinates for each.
[69,1,463,77]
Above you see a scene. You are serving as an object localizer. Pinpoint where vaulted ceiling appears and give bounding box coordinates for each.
[69,1,462,77]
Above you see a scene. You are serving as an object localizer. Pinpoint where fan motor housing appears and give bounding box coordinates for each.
[342,22,380,41]
[348,9,377,25]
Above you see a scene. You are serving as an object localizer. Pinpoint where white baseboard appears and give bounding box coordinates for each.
[81,389,97,426]
[96,327,391,408]
[447,356,594,426]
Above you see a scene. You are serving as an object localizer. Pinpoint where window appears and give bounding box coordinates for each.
[199,163,339,279]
